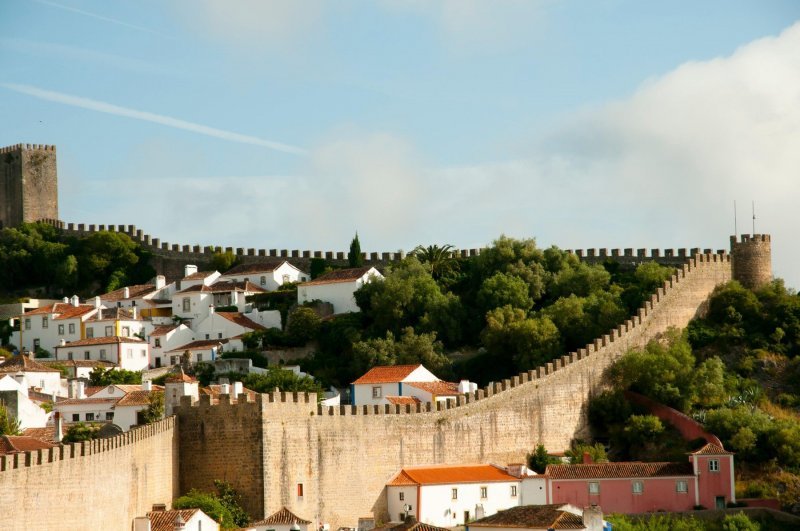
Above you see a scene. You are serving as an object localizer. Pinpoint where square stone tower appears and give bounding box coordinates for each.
[0,143,59,229]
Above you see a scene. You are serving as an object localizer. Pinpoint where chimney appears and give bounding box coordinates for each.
[98,307,103,320]
[173,512,186,531]
[155,275,166,290]
[93,296,101,309]
[76,380,85,399]
[70,295,80,307]
[583,451,593,464]
[54,411,63,443]
[123,287,130,299]
[506,463,526,478]
[184,265,197,278]
[142,380,152,391]
[13,371,25,386]
[62,297,69,304]
[233,381,243,397]
[220,383,230,395]
[209,305,215,315]
[458,379,471,393]
[582,504,604,531]
[132,306,138,319]
[59,339,66,347]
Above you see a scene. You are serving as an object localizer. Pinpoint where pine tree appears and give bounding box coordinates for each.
[348,232,364,268]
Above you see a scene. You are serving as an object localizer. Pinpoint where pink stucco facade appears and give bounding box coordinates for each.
[549,475,698,513]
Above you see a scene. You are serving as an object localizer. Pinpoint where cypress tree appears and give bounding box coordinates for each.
[348,233,363,267]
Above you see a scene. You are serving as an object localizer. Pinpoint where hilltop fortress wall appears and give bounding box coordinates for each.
[176,252,733,527]
[0,417,178,531]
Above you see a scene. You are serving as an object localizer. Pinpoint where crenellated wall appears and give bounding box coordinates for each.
[0,417,179,531]
[176,252,733,528]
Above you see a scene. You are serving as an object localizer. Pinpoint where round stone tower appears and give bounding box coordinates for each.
[730,234,772,289]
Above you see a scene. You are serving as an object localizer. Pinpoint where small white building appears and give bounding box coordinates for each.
[83,306,148,340]
[0,354,62,396]
[0,374,51,429]
[54,336,150,372]
[386,464,541,527]
[165,339,227,366]
[164,370,199,416]
[350,364,441,407]
[172,280,265,324]
[297,266,383,315]
[55,382,161,430]
[220,260,310,291]
[193,309,280,343]
[149,324,194,369]
[14,297,98,353]
[250,506,311,531]
[134,508,219,531]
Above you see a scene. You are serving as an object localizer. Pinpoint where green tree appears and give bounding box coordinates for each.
[89,367,142,386]
[77,231,140,290]
[141,392,165,424]
[241,367,324,395]
[210,251,239,273]
[565,441,608,464]
[481,306,560,371]
[622,414,665,447]
[309,258,329,279]
[348,233,363,268]
[285,307,322,345]
[62,422,101,442]
[477,272,533,312]
[173,490,235,529]
[0,401,21,435]
[411,244,458,281]
[527,444,560,473]
[352,327,451,377]
[475,235,547,303]
[722,512,760,531]
[213,480,249,528]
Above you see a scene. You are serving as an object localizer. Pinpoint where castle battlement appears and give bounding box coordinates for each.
[0,144,57,154]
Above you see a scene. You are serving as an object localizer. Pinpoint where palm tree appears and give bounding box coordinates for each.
[411,244,458,280]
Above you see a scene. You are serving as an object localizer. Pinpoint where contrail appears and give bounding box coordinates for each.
[31,0,162,36]
[1,83,307,155]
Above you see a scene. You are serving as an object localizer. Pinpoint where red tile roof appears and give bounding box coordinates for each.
[116,390,161,407]
[405,381,460,396]
[210,280,267,293]
[56,397,119,407]
[85,307,141,321]
[147,510,200,531]
[387,464,516,486]
[216,312,267,331]
[0,435,56,455]
[183,271,216,280]
[25,302,96,320]
[166,339,228,353]
[545,461,694,480]
[353,364,423,384]
[150,325,178,337]
[302,266,375,286]
[21,427,57,443]
[223,260,287,275]
[252,506,311,526]
[165,368,197,383]
[39,359,116,369]
[691,442,734,455]
[468,505,586,529]
[386,396,421,406]
[54,336,146,348]
[0,354,61,373]
[100,284,156,301]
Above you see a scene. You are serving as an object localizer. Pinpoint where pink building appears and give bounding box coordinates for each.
[546,443,735,512]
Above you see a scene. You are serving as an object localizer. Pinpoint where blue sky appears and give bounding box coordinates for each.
[1,1,799,287]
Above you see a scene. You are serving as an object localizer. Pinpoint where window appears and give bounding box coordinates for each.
[182,298,191,312]
[588,482,600,495]
[451,488,458,500]
[99,349,106,360]
[218,333,223,339]
[197,354,203,362]
[260,276,267,286]
[154,338,161,348]
[72,414,79,422]
[33,338,40,348]
[67,352,73,360]
[141,349,146,357]
[399,514,404,522]
[122,326,130,336]
[282,274,290,284]
[632,481,643,494]
[297,483,304,497]
[511,485,517,497]
[399,492,404,501]
[205,334,210,340]
[42,316,48,329]
[86,413,95,421]
[131,301,136,307]
[106,412,114,421]
[127,348,133,359]
[676,480,688,493]
[86,327,94,338]
[68,323,75,334]
[25,318,31,330]
[709,459,720,472]
[372,386,382,399]
[171,356,178,365]
[480,486,488,499]
[84,351,90,360]
[58,324,65,335]
[104,326,113,336]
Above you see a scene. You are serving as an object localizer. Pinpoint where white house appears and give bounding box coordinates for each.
[221,260,310,291]
[134,508,219,531]
[14,296,98,353]
[99,275,176,320]
[297,266,383,315]
[386,464,542,527]
[350,364,441,406]
[164,369,199,416]
[250,506,311,531]
[0,354,62,396]
[0,375,51,429]
[83,306,148,340]
[54,336,150,372]
[39,359,116,380]
[172,280,265,324]
[55,382,161,430]
[165,339,228,366]
[148,324,194,369]
[112,384,162,430]
[193,309,281,343]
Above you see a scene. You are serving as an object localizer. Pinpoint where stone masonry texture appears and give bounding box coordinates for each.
[0,144,58,229]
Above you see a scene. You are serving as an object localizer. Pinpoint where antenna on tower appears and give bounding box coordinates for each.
[734,200,738,237]
[752,201,756,234]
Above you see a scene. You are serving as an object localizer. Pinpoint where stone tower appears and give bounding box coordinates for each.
[730,234,772,289]
[0,143,58,229]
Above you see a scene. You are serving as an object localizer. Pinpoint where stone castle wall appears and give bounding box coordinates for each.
[176,253,733,528]
[0,417,179,531]
[731,234,772,289]
[0,144,58,229]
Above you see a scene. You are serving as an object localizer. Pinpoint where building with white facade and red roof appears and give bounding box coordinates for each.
[297,266,383,315]
[54,336,150,371]
[220,260,309,291]
[12,296,99,353]
[351,364,440,406]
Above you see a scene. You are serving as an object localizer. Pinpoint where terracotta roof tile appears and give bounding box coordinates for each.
[469,505,585,529]
[209,280,267,293]
[691,442,734,455]
[54,336,146,348]
[0,354,61,373]
[166,339,228,353]
[116,390,161,407]
[147,510,200,531]
[150,325,178,337]
[223,260,287,275]
[353,364,422,384]
[0,435,56,455]
[52,305,97,320]
[100,284,156,302]
[546,461,693,480]
[25,302,96,319]
[386,396,421,406]
[376,521,451,531]
[405,381,460,396]
[39,359,116,369]
[56,397,119,406]
[252,507,311,526]
[86,307,142,321]
[216,312,267,331]
[165,369,197,383]
[387,464,515,486]
[302,266,375,286]
[21,427,57,443]
[183,271,216,280]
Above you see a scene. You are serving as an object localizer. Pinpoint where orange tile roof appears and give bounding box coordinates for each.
[0,435,56,455]
[166,339,228,353]
[25,302,97,320]
[386,396,421,406]
[55,336,146,348]
[100,284,156,301]
[376,521,452,531]
[216,311,267,331]
[405,381,460,396]
[165,368,197,383]
[147,510,200,531]
[691,442,734,455]
[353,364,422,384]
[150,325,178,337]
[0,354,61,373]
[223,260,287,275]
[387,464,515,486]
[21,426,57,443]
[183,271,216,280]
[545,461,693,480]
[469,505,585,529]
[39,359,115,369]
[252,506,311,526]
[56,397,119,407]
[116,390,162,407]
[302,266,375,286]
[210,280,267,293]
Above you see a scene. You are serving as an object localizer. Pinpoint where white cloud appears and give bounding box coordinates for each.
[32,0,162,36]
